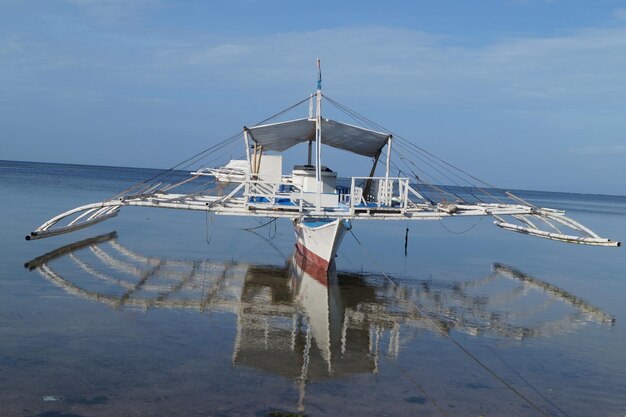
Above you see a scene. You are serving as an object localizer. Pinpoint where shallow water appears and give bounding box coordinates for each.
[1,160,625,417]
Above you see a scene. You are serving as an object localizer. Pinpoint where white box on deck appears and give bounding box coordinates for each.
[300,192,339,208]
[292,165,337,193]
[258,155,282,183]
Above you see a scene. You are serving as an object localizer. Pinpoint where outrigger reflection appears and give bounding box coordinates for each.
[26,60,620,269]
[24,231,615,411]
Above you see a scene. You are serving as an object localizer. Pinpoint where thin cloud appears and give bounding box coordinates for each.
[152,25,626,105]
[568,144,626,156]
[614,8,626,21]
[60,0,159,21]
[4,23,626,109]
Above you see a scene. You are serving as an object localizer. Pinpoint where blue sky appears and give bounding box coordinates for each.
[2,0,626,194]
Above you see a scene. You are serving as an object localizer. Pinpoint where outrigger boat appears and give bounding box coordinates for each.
[26,60,620,269]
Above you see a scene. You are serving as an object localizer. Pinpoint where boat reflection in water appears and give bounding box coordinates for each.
[25,232,614,410]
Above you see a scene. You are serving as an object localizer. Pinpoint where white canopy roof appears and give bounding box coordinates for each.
[245,118,390,157]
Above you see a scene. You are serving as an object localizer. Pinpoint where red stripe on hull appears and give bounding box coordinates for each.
[295,242,331,282]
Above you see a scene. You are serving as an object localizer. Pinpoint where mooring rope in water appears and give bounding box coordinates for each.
[404,226,409,256]
[389,360,452,417]
[205,210,213,245]
[268,217,277,240]
[486,345,573,417]
[241,217,278,231]
[200,257,209,311]
[348,228,561,417]
[242,228,289,262]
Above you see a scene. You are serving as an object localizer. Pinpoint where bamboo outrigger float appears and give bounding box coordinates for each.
[27,60,620,268]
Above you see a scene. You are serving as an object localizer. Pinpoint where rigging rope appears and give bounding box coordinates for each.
[377,147,455,204]
[112,95,311,200]
[393,153,466,202]
[324,96,477,199]
[112,132,242,199]
[323,94,514,205]
[393,141,485,203]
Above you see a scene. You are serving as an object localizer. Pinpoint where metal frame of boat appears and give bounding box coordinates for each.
[191,159,249,183]
[26,60,621,268]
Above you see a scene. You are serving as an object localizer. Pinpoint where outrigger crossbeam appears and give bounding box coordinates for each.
[26,175,620,247]
[26,62,621,253]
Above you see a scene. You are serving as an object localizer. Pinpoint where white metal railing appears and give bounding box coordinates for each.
[241,176,425,215]
[349,177,412,213]
[244,179,304,211]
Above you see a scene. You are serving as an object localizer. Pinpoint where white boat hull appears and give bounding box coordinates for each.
[293,218,351,271]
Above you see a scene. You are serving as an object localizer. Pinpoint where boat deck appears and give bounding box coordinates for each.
[26,175,620,247]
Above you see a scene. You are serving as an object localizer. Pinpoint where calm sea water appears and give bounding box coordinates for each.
[1,160,625,417]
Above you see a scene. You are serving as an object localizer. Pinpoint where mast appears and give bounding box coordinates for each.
[308,95,313,165]
[315,58,322,211]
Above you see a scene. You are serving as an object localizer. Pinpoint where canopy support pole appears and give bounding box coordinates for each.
[243,129,251,172]
[307,141,312,165]
[315,58,322,211]
[385,136,392,180]
[255,146,263,175]
[364,150,381,200]
[384,136,392,204]
[252,143,258,176]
